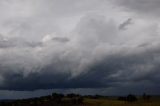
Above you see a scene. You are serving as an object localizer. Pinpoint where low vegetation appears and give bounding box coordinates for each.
[0,93,160,106]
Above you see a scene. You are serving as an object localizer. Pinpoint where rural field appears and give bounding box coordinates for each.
[0,93,160,106]
[83,97,160,106]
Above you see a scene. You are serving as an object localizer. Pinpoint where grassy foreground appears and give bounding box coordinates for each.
[83,97,160,106]
[0,94,160,106]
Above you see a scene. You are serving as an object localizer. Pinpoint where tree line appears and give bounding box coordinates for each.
[118,93,151,102]
[0,92,152,106]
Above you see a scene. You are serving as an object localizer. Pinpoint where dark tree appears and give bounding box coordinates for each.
[126,94,137,102]
[143,93,151,101]
[77,97,84,104]
[118,96,127,101]
[67,93,80,98]
[51,93,64,103]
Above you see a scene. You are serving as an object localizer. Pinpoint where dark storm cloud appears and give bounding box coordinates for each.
[1,44,160,91]
[0,0,160,97]
[0,13,159,92]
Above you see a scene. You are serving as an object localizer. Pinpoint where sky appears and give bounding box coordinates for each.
[0,0,160,99]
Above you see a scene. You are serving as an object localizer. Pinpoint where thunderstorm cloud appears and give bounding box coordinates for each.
[0,0,160,98]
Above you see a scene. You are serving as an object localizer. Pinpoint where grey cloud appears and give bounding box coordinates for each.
[52,37,70,43]
[119,18,132,30]
[73,14,117,47]
[0,0,113,42]
[0,45,160,92]
[0,35,42,48]
[0,14,118,90]
[0,0,159,97]
[0,14,159,93]
[114,0,160,17]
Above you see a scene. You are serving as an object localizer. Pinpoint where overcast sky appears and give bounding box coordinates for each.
[0,0,160,99]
